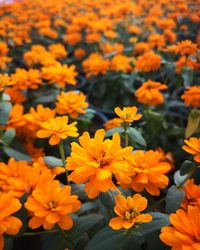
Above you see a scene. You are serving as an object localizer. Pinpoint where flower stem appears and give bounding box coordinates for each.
[124,126,129,147]
[56,224,68,242]
[59,140,69,185]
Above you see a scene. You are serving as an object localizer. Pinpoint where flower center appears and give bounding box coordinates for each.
[125,209,139,220]
[48,200,57,210]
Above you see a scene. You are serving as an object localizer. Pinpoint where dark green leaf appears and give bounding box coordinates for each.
[166,185,185,213]
[3,146,31,161]
[0,102,12,126]
[180,160,195,176]
[181,67,193,87]
[77,202,99,216]
[131,212,170,236]
[69,214,104,240]
[127,127,146,147]
[99,191,116,209]
[2,129,16,145]
[85,226,127,250]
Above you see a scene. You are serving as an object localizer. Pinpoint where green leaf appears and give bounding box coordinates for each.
[3,146,31,161]
[85,226,127,250]
[71,184,87,200]
[131,212,170,237]
[44,156,63,167]
[99,191,116,209]
[166,185,185,213]
[180,160,195,176]
[0,102,12,126]
[69,214,104,240]
[181,67,193,87]
[106,127,124,137]
[127,127,146,147]
[174,170,187,186]
[2,129,16,145]
[77,202,99,216]
[185,109,200,138]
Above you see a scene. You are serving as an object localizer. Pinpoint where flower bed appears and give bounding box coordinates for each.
[0,0,199,249]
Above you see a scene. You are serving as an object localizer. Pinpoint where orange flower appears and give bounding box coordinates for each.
[37,116,78,145]
[66,129,133,198]
[48,43,67,59]
[175,56,199,74]
[5,88,26,104]
[135,80,168,106]
[148,33,166,49]
[114,106,142,124]
[182,137,200,162]
[104,118,122,131]
[24,104,55,135]
[176,40,198,56]
[181,86,200,107]
[124,150,171,196]
[7,104,26,129]
[110,54,132,73]
[11,68,42,90]
[181,179,200,210]
[74,48,85,59]
[25,181,81,230]
[82,53,110,78]
[42,63,77,87]
[109,194,152,230]
[134,42,151,55]
[0,192,22,250]
[0,158,55,198]
[63,33,82,46]
[135,51,161,72]
[23,45,57,67]
[160,206,200,249]
[56,91,88,118]
[0,74,13,91]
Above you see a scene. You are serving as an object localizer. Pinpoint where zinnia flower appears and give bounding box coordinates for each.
[56,91,88,118]
[123,150,171,196]
[109,194,152,230]
[160,206,200,249]
[181,86,200,107]
[135,51,161,72]
[42,63,77,87]
[114,106,142,124]
[176,40,198,56]
[182,137,200,162]
[135,80,168,106]
[0,192,22,250]
[181,179,200,210]
[37,116,78,145]
[25,181,81,230]
[66,129,133,198]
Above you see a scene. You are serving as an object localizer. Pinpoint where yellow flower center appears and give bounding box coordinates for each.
[125,209,139,220]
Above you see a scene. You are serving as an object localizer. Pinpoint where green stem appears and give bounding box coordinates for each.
[59,140,69,185]
[56,224,68,242]
[124,126,129,147]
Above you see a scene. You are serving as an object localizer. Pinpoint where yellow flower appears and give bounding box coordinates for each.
[114,106,142,124]
[37,116,78,145]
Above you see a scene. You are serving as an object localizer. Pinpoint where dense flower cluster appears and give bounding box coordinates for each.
[0,0,199,249]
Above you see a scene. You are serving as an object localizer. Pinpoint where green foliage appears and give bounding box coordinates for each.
[165,185,185,213]
[44,156,63,167]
